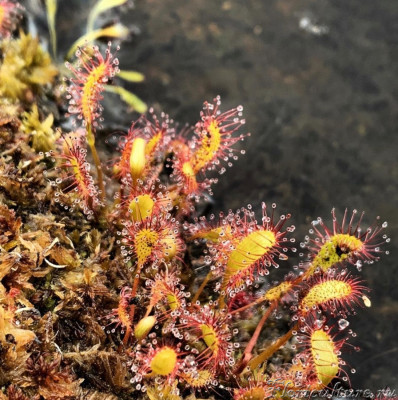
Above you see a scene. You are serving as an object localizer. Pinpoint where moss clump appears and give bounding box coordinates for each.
[0,32,58,101]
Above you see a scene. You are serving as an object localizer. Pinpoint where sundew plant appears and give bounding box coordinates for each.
[0,1,391,400]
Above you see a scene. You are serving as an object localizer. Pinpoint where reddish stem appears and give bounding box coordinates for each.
[234,301,277,374]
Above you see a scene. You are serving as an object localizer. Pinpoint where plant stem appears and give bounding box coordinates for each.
[191,271,212,305]
[234,301,277,374]
[230,275,306,315]
[122,326,132,346]
[131,263,143,298]
[248,322,298,370]
[218,294,226,309]
[86,123,105,203]
[230,296,268,315]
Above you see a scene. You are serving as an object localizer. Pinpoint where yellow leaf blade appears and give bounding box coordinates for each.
[87,0,128,33]
[104,85,147,114]
[45,0,58,57]
[118,69,145,82]
[66,23,129,59]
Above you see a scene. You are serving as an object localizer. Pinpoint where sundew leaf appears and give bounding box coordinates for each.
[45,0,57,58]
[104,85,147,114]
[118,70,145,82]
[66,23,129,59]
[87,0,128,33]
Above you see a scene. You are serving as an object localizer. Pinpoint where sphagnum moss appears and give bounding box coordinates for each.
[0,2,390,400]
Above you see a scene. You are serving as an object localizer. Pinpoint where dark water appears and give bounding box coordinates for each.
[29,0,398,393]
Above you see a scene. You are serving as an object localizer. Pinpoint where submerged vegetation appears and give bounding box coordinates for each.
[0,1,390,399]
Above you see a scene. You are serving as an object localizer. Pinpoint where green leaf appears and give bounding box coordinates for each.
[118,70,145,82]
[66,23,129,59]
[87,0,128,33]
[45,0,57,58]
[104,85,147,114]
